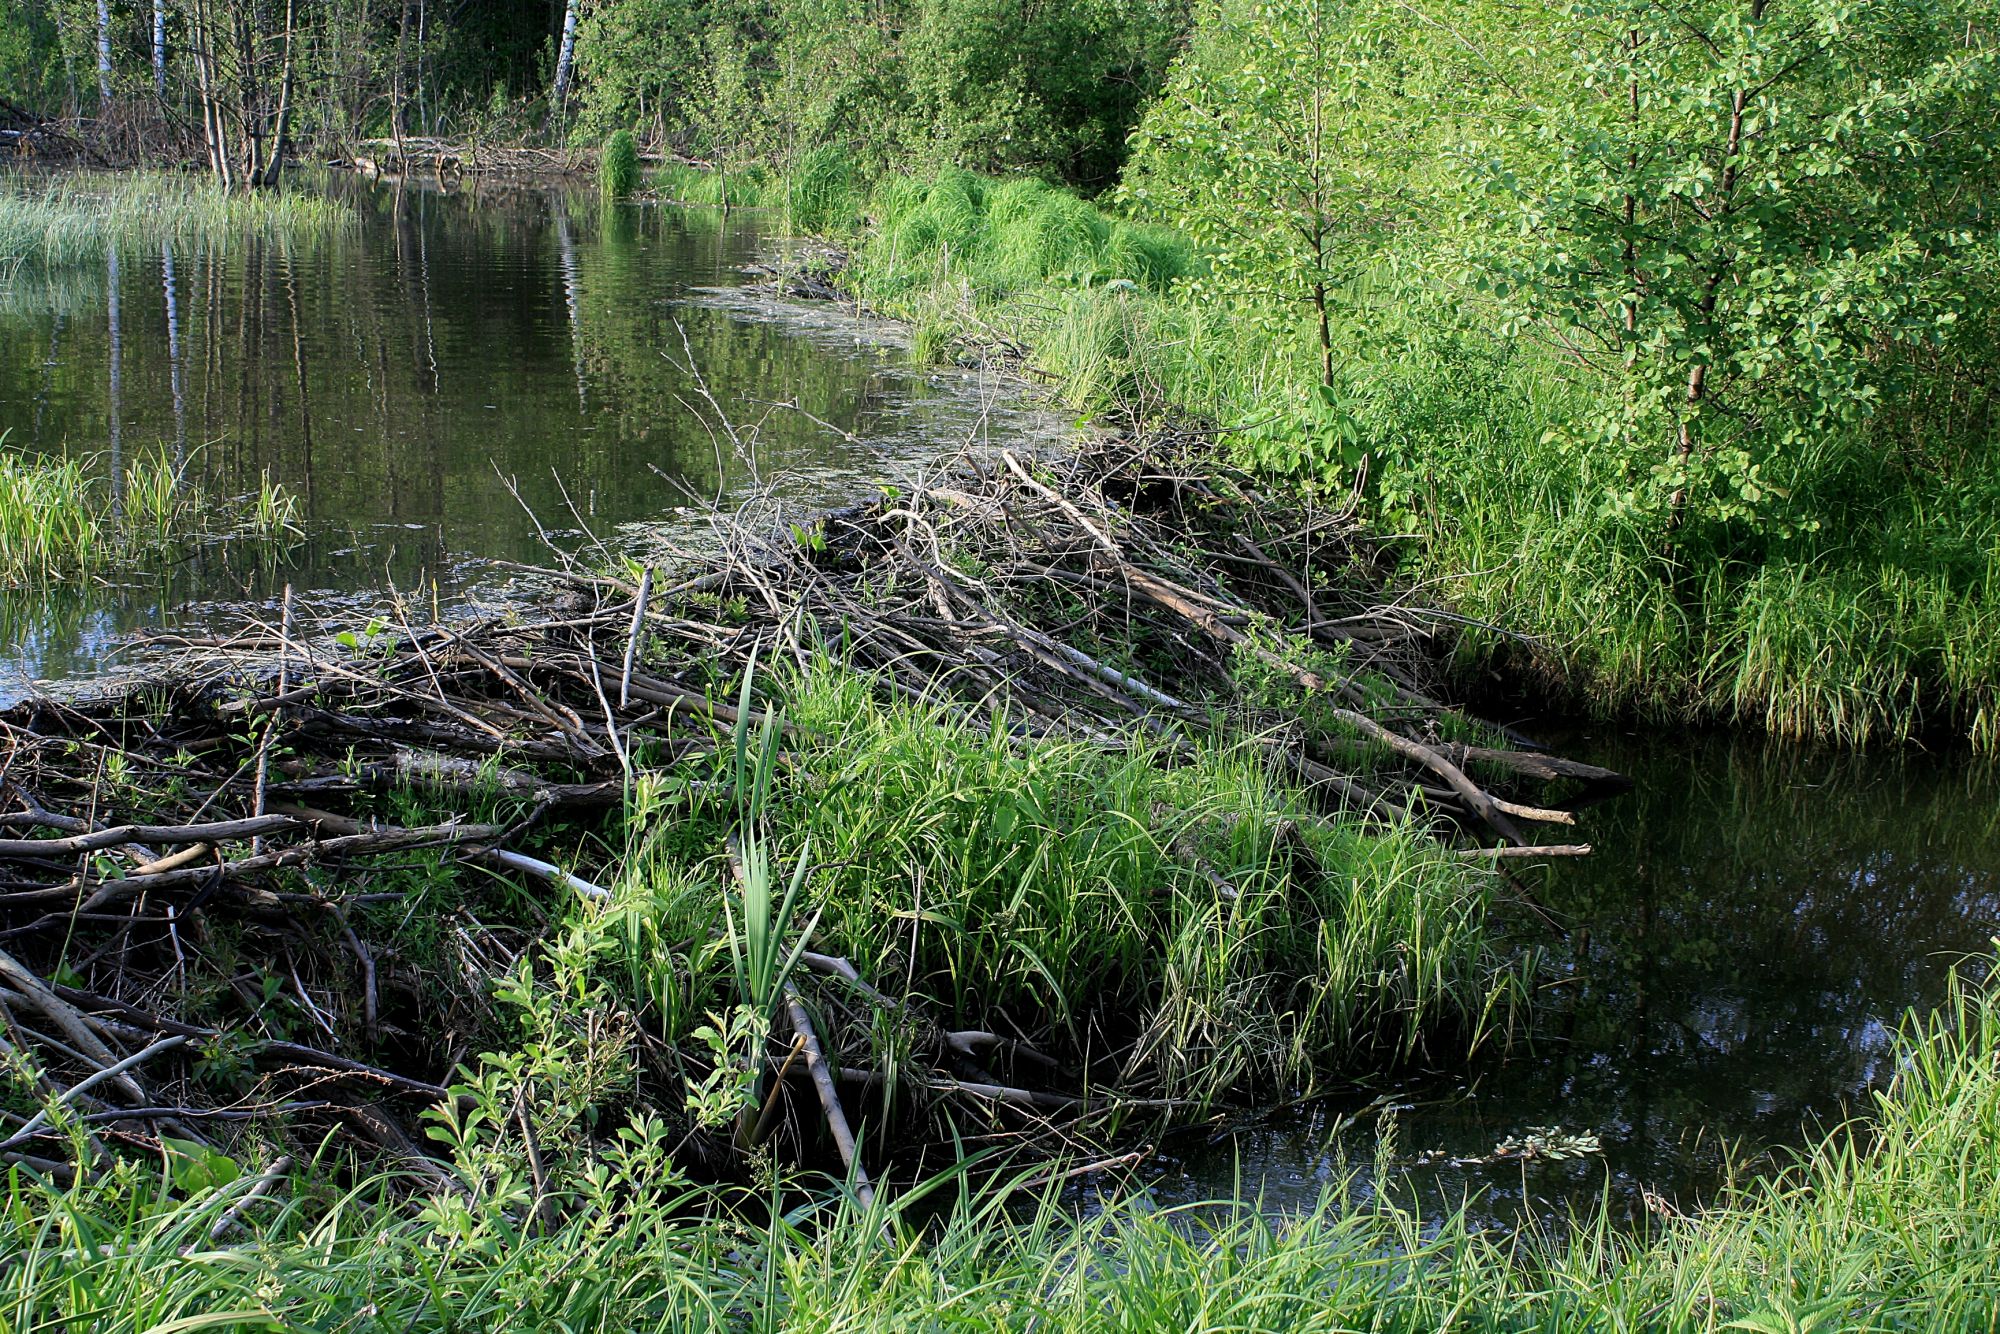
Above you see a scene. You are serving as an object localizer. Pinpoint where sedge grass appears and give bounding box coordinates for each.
[610,663,1509,1106]
[0,440,301,585]
[0,172,355,270]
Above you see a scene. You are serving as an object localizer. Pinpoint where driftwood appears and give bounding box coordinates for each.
[0,429,1620,1189]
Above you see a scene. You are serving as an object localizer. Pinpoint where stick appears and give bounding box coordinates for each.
[0,1034,186,1150]
[206,1155,293,1243]
[783,983,874,1207]
[0,816,301,859]
[620,566,652,709]
[48,984,449,1099]
[473,847,610,901]
[0,948,145,1103]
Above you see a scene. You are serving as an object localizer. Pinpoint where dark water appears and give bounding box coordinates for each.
[1160,729,2000,1226]
[0,174,1066,695]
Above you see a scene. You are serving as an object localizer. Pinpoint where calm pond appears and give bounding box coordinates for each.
[1158,728,2000,1225]
[4,176,1995,1227]
[0,173,1066,693]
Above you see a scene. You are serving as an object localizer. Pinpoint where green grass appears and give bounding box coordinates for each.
[604,665,1509,1106]
[599,130,641,198]
[5,953,1996,1330]
[0,173,356,270]
[651,161,781,210]
[0,441,301,584]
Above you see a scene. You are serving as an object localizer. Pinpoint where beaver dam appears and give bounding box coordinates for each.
[0,433,1626,1190]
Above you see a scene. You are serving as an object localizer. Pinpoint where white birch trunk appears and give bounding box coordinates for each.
[153,0,167,98]
[550,0,580,112]
[96,0,114,106]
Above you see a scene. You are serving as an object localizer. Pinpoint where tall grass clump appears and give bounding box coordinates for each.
[599,130,640,198]
[856,170,1191,307]
[720,667,1505,1098]
[0,439,301,584]
[0,173,354,269]
[5,953,1998,1328]
[783,143,859,234]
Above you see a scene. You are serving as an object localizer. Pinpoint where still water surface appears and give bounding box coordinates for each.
[5,177,1996,1228]
[1159,729,2000,1224]
[0,174,1065,691]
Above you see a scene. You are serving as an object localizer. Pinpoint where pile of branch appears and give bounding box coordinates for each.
[348,137,586,180]
[0,100,95,164]
[0,431,1622,1185]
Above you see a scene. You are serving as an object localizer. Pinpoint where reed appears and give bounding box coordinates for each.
[0,172,355,269]
[0,439,301,583]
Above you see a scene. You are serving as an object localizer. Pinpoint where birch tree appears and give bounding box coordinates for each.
[94,0,111,105]
[550,0,580,118]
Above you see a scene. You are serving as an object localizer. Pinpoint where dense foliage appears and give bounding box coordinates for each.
[0,0,1185,192]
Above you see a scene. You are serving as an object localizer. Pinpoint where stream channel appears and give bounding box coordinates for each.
[3,175,1996,1229]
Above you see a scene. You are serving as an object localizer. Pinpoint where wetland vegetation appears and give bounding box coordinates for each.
[1,0,1997,1327]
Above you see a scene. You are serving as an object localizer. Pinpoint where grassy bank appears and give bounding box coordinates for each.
[679,156,1999,752]
[0,440,299,584]
[0,172,355,272]
[6,946,1994,1329]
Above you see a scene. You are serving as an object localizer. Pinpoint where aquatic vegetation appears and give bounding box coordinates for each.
[599,130,640,198]
[0,441,300,584]
[0,173,355,270]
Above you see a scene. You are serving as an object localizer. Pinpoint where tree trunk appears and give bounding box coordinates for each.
[260,0,298,188]
[95,0,114,107]
[190,0,235,189]
[550,0,580,117]
[154,0,169,100]
[392,0,413,144]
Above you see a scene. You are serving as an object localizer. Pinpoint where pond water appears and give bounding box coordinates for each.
[1157,728,2000,1227]
[0,174,1067,696]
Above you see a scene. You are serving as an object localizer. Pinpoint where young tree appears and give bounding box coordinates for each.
[1122,0,1420,388]
[691,25,754,213]
[1434,0,2000,536]
[186,0,301,189]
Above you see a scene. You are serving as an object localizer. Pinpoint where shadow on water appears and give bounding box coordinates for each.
[0,172,1069,696]
[1154,728,2000,1229]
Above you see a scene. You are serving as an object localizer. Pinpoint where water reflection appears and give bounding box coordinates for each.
[1159,730,2000,1227]
[0,174,1069,691]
